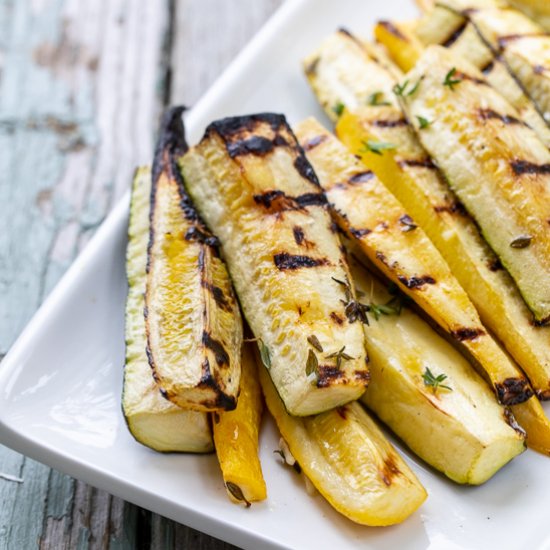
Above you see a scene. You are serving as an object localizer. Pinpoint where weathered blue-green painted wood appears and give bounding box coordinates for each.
[0,0,281,547]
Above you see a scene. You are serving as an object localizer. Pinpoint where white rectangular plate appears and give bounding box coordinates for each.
[2,1,550,548]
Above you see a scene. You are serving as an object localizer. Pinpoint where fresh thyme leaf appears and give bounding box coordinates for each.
[368,91,391,106]
[393,80,409,97]
[360,139,397,156]
[332,276,352,300]
[443,67,462,90]
[307,334,324,352]
[369,299,402,320]
[399,214,418,232]
[422,367,452,393]
[325,346,355,369]
[226,482,251,508]
[259,340,271,369]
[416,115,432,129]
[333,101,345,117]
[510,235,532,248]
[306,349,319,377]
[342,298,370,325]
[393,77,423,97]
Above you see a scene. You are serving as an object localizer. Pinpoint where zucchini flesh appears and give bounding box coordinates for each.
[303,29,550,397]
[259,362,427,525]
[123,166,213,453]
[180,113,369,417]
[146,108,242,412]
[213,343,266,505]
[508,0,550,32]
[347,253,526,484]
[303,29,400,121]
[439,0,550,124]
[381,13,550,148]
[337,107,550,399]
[415,5,550,147]
[398,45,550,324]
[295,115,532,405]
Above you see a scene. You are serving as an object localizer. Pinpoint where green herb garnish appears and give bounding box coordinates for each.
[443,67,462,90]
[325,346,355,369]
[333,101,345,117]
[510,235,532,248]
[333,277,370,324]
[359,139,396,156]
[369,298,402,320]
[226,482,251,508]
[307,334,324,352]
[393,77,423,97]
[368,91,391,106]
[259,340,271,369]
[422,367,452,393]
[416,115,432,129]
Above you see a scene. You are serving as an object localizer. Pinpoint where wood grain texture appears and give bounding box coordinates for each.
[0,0,283,548]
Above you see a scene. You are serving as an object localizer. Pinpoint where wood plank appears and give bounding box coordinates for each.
[0,0,169,548]
[0,0,283,548]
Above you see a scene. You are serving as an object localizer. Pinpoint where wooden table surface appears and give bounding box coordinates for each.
[0,0,283,547]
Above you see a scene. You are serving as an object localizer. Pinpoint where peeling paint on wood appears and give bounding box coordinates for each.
[0,0,282,548]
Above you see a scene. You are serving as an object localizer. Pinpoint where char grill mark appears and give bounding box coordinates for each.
[495,377,534,406]
[273,253,330,270]
[397,275,436,289]
[510,159,550,176]
[202,331,230,368]
[253,190,327,213]
[301,134,328,152]
[450,327,486,341]
[350,227,371,238]
[377,20,407,41]
[348,171,375,184]
[315,365,345,388]
[481,60,495,75]
[184,226,220,248]
[201,280,231,312]
[433,201,467,216]
[442,21,467,48]
[398,158,436,169]
[478,108,525,126]
[371,118,409,128]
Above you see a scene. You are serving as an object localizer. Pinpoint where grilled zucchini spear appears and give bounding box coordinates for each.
[123,167,213,452]
[213,342,267,506]
[259,362,427,525]
[302,29,550,402]
[375,13,550,148]
[180,113,369,416]
[398,45,550,324]
[302,38,533,406]
[437,0,550,127]
[508,0,550,31]
[146,108,242,412]
[346,253,526,484]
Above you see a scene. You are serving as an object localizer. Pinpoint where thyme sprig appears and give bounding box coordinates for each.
[393,76,424,97]
[332,276,370,324]
[416,115,432,130]
[368,91,391,106]
[325,346,355,369]
[422,367,452,394]
[359,139,397,156]
[443,67,462,90]
[333,101,345,117]
[307,334,323,352]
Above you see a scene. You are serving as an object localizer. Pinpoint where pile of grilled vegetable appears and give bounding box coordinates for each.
[123,0,550,527]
